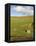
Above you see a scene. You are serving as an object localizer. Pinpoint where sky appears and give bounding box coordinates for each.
[35,6,36,15]
[10,5,34,16]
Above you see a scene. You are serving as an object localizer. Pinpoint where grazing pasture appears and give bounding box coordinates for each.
[10,16,33,41]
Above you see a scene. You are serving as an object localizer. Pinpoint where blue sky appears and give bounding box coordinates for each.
[10,5,34,16]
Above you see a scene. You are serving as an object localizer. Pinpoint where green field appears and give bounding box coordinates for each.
[10,16,33,41]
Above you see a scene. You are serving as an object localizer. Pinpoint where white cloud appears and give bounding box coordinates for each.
[16,6,23,12]
[35,6,36,15]
[16,6,33,15]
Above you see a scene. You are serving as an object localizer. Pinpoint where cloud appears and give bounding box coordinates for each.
[35,6,36,15]
[16,6,33,15]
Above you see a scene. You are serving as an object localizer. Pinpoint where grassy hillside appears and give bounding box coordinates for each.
[10,16,33,41]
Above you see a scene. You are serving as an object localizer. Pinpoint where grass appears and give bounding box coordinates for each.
[10,16,33,41]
